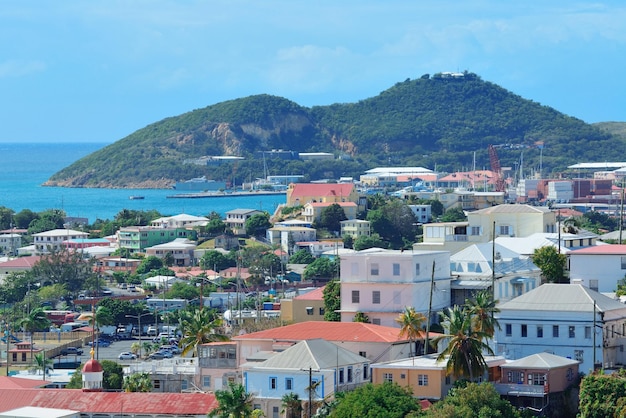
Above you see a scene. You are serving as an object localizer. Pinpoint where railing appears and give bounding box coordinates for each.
[494,383,546,397]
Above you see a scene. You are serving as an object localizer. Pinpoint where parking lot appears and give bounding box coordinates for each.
[57,337,171,365]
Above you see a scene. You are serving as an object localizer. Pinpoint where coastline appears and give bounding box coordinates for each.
[166,190,287,199]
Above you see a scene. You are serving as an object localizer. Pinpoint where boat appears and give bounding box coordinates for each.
[174,176,226,191]
[129,195,145,200]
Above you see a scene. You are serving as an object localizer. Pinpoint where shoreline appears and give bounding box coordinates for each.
[166,190,286,199]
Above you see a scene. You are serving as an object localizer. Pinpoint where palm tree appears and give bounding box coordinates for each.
[123,372,153,392]
[432,305,494,381]
[178,307,229,357]
[465,290,500,336]
[20,308,51,364]
[142,341,153,356]
[209,382,254,418]
[281,392,303,418]
[33,352,52,376]
[395,307,426,357]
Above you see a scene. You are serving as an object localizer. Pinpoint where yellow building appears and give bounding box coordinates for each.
[286,183,359,207]
[280,287,326,324]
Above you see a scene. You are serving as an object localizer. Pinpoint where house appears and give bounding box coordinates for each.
[233,321,413,364]
[144,275,182,290]
[450,243,540,305]
[150,213,209,229]
[494,352,580,414]
[495,230,600,257]
[224,209,264,236]
[0,255,40,282]
[302,201,358,224]
[401,189,505,211]
[0,233,21,255]
[198,342,239,392]
[415,204,557,253]
[293,240,344,258]
[286,183,359,207]
[280,286,326,323]
[145,238,197,267]
[340,219,371,239]
[370,354,505,400]
[124,358,198,393]
[117,226,197,253]
[244,339,370,418]
[339,248,451,328]
[266,225,316,254]
[494,284,626,373]
[94,257,142,275]
[8,341,42,366]
[32,229,89,254]
[568,245,626,293]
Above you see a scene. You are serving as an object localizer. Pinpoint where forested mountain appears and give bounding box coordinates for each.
[45,72,626,188]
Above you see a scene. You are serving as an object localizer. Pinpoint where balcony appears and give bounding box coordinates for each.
[494,383,547,397]
[445,234,468,242]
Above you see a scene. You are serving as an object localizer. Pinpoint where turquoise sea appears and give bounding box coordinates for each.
[0,142,285,224]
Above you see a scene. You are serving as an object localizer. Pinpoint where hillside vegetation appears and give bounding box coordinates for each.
[46,72,626,188]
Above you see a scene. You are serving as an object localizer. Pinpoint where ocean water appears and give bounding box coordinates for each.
[0,143,285,224]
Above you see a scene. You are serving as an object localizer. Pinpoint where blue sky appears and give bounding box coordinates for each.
[1,1,625,143]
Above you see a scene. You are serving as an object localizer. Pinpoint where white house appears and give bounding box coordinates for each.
[224,209,264,236]
[266,226,316,254]
[450,243,540,305]
[494,284,626,374]
[340,219,371,239]
[339,248,451,328]
[0,233,21,256]
[568,245,626,293]
[145,238,197,267]
[244,339,369,417]
[32,229,89,254]
[150,214,209,229]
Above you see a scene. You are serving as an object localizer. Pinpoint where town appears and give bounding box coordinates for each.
[1,160,626,418]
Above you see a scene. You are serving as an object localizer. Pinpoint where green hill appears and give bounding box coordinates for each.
[45,72,626,188]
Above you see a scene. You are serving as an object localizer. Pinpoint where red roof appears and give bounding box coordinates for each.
[308,202,357,207]
[233,321,409,343]
[0,376,50,389]
[83,358,103,373]
[569,245,626,255]
[290,183,355,199]
[294,287,325,301]
[0,255,41,268]
[0,388,218,415]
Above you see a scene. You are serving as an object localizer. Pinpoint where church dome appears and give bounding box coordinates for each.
[82,358,103,373]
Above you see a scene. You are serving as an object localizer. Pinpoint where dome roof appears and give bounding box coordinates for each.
[82,358,103,373]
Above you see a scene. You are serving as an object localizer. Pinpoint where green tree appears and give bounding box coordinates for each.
[329,381,421,418]
[33,352,53,376]
[532,246,568,283]
[323,279,341,322]
[13,209,38,229]
[123,372,153,392]
[37,283,68,306]
[204,211,227,235]
[396,307,426,357]
[31,247,96,294]
[209,382,254,418]
[178,307,229,357]
[353,311,370,323]
[432,305,494,381]
[466,290,500,336]
[317,203,348,233]
[289,249,315,264]
[303,257,338,281]
[200,250,235,272]
[165,282,200,300]
[579,371,626,418]
[423,382,523,418]
[353,234,387,251]
[135,256,164,275]
[245,212,272,237]
[342,234,354,249]
[440,207,467,222]
[27,209,66,234]
[281,392,303,418]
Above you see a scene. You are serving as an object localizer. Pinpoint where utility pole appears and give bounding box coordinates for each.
[424,260,435,356]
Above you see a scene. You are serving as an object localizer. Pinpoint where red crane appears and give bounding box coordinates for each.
[488,144,506,192]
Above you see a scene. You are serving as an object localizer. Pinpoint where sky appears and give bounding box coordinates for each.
[1,1,625,144]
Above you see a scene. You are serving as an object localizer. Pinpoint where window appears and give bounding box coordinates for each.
[531,373,546,386]
[505,324,512,337]
[363,364,369,380]
[622,256,626,269]
[569,326,576,338]
[585,326,592,339]
[372,291,381,304]
[537,325,543,338]
[372,318,381,325]
[589,280,599,291]
[306,307,313,315]
[339,368,344,384]
[418,374,429,386]
[575,350,584,362]
[470,226,481,236]
[359,351,367,358]
[202,376,211,388]
[352,290,360,303]
[383,373,393,382]
[507,371,524,384]
[521,324,527,338]
[319,307,325,315]
[347,366,353,382]
[285,378,293,390]
[370,263,379,276]
[445,375,451,385]
[393,263,400,276]
[400,373,406,379]
[272,406,279,418]
[499,225,511,235]
[181,379,188,390]
[269,377,277,390]
[553,325,559,338]
[415,263,420,275]
[253,404,261,412]
[154,380,161,389]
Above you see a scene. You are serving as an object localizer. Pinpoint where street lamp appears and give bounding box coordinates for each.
[125,312,151,359]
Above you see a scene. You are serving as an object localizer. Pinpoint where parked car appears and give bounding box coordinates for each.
[87,339,110,347]
[147,352,165,360]
[152,332,174,343]
[60,346,84,356]
[118,352,137,360]
[156,350,173,358]
[159,345,181,355]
